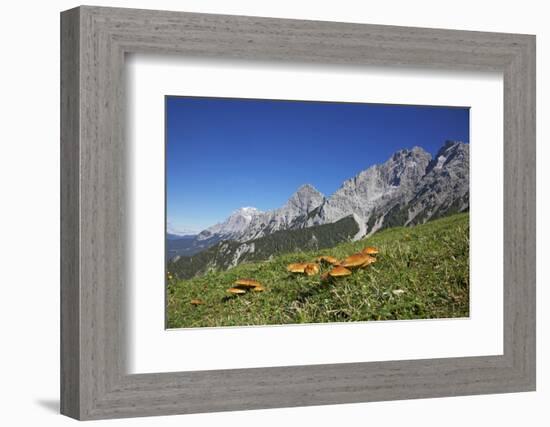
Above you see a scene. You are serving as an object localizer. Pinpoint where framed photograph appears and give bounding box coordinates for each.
[164,97,471,329]
[61,6,536,420]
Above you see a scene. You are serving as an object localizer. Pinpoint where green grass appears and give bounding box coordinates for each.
[167,213,469,328]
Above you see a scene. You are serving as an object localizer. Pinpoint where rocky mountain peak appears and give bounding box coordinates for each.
[426,141,469,174]
[234,184,325,242]
[196,206,261,241]
[385,146,431,187]
[296,183,319,194]
[286,184,325,212]
[232,206,261,220]
[440,139,462,151]
[389,146,427,161]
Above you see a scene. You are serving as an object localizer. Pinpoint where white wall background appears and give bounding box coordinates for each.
[0,0,546,425]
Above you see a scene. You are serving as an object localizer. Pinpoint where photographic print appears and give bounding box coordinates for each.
[166,96,470,329]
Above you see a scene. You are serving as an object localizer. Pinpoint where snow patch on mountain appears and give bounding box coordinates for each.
[196,207,262,242]
[351,213,366,241]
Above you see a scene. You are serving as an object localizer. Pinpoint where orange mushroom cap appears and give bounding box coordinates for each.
[360,255,377,267]
[362,246,379,255]
[190,298,205,306]
[227,287,246,295]
[341,253,372,268]
[304,263,320,276]
[287,263,309,273]
[234,278,262,288]
[315,255,340,265]
[328,266,352,277]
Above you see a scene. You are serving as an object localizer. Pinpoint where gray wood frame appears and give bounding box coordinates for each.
[60,5,536,420]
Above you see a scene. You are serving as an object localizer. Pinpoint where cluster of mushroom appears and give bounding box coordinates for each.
[287,246,379,281]
[227,279,265,295]
[190,279,266,306]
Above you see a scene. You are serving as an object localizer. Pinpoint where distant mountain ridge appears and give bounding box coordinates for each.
[237,184,325,242]
[303,146,432,235]
[196,207,262,242]
[170,216,360,280]
[304,141,469,235]
[167,141,469,262]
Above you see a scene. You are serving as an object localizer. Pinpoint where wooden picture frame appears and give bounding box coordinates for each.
[60,5,536,420]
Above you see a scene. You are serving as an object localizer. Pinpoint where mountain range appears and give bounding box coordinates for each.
[168,141,469,277]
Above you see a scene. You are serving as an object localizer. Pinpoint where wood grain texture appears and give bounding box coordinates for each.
[60,7,80,419]
[60,5,536,420]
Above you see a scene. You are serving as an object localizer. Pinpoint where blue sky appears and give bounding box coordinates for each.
[166,96,469,232]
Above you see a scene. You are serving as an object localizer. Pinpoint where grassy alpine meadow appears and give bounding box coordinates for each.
[166,213,469,328]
